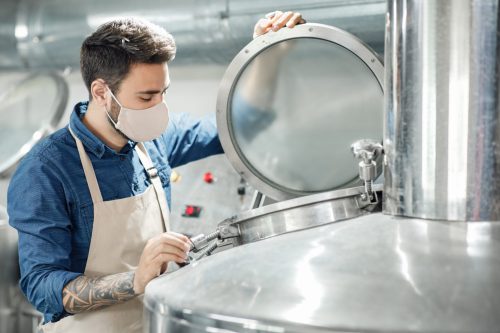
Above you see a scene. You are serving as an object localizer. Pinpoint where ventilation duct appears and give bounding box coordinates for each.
[0,0,385,69]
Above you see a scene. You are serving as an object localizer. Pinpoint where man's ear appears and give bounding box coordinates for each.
[90,79,108,107]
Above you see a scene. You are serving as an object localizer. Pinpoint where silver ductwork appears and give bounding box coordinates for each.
[0,0,385,69]
[383,0,500,221]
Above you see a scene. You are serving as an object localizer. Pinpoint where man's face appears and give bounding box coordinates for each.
[107,62,170,125]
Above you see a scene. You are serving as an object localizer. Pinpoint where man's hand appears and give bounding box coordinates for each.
[133,232,191,294]
[253,11,305,39]
[62,232,190,314]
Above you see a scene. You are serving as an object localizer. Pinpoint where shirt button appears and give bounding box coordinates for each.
[120,156,125,161]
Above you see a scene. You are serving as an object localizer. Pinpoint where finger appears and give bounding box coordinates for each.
[286,12,302,28]
[265,11,277,19]
[145,243,186,263]
[156,243,188,260]
[154,251,187,263]
[153,233,191,253]
[167,231,190,243]
[271,10,283,23]
[254,18,272,38]
[269,11,284,26]
[153,253,186,266]
[258,18,272,29]
[164,231,191,247]
[272,11,294,31]
[254,11,284,38]
[148,233,186,252]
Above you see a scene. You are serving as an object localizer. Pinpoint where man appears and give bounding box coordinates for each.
[7,10,304,333]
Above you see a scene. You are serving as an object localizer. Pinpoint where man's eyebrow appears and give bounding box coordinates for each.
[136,83,171,95]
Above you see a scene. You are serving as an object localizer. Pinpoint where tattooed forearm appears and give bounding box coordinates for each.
[62,271,136,314]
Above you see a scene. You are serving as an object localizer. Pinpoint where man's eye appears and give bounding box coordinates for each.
[140,97,152,102]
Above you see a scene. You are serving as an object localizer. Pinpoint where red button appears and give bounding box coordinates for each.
[203,172,214,183]
[185,206,194,215]
[183,205,202,218]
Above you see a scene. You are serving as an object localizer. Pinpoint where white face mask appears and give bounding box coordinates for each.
[105,87,169,142]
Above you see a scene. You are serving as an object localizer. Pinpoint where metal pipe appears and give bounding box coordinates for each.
[383,0,500,221]
[0,0,385,69]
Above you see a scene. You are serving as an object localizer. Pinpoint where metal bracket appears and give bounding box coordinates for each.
[355,190,379,209]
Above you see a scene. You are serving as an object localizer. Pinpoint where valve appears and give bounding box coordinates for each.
[351,139,383,203]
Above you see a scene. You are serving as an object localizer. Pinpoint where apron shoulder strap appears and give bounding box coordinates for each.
[68,126,104,203]
[135,143,170,232]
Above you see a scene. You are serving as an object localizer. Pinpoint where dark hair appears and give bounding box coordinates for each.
[80,18,176,99]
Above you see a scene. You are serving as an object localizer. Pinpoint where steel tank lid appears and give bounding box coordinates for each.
[216,23,384,201]
[144,213,500,333]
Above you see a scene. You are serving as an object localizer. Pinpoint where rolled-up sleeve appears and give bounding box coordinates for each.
[7,155,81,323]
[163,112,224,168]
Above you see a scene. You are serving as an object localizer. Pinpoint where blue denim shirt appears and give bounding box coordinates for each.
[7,101,223,323]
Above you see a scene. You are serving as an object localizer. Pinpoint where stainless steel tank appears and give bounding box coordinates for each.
[0,74,66,332]
[0,72,66,331]
[0,72,68,177]
[383,0,500,221]
[0,205,19,333]
[145,211,500,333]
[143,2,500,331]
[144,23,391,332]
[0,205,42,333]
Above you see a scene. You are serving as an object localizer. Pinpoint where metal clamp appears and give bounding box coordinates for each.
[186,223,241,263]
[218,224,240,239]
[189,231,220,253]
[351,139,383,204]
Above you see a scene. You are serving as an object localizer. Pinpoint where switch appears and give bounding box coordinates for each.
[183,205,202,218]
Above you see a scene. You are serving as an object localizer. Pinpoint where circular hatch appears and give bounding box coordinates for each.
[216,24,384,201]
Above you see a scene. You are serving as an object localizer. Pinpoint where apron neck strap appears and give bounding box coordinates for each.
[68,125,170,231]
[68,125,104,203]
[135,143,170,232]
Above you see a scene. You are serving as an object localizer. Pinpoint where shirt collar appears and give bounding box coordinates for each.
[69,101,137,159]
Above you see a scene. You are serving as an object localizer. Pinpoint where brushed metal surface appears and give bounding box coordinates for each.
[383,0,500,221]
[219,184,382,246]
[145,211,500,332]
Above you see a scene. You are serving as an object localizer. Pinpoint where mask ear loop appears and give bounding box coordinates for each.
[106,86,124,108]
[104,86,121,127]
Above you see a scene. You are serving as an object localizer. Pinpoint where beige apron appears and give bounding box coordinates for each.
[40,127,170,333]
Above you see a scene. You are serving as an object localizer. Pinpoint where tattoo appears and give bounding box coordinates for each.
[62,271,136,314]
